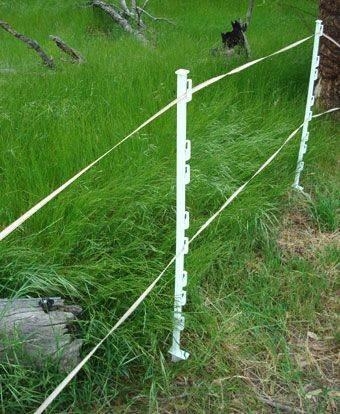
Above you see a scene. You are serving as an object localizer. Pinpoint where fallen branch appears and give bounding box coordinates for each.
[91,0,148,44]
[136,7,176,25]
[49,35,84,63]
[120,0,134,17]
[0,20,54,68]
[258,396,304,413]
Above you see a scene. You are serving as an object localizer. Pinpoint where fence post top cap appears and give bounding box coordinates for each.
[175,69,190,75]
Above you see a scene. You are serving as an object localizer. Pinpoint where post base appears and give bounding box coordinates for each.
[292,184,303,191]
[169,347,189,362]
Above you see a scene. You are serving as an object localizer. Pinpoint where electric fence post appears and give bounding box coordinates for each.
[293,20,323,190]
[169,69,192,362]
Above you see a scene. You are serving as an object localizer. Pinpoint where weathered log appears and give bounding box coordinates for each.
[91,0,148,44]
[0,20,54,68]
[0,298,82,372]
[49,35,84,63]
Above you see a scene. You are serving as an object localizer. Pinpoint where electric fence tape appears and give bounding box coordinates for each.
[322,33,340,49]
[0,35,314,242]
[33,107,339,414]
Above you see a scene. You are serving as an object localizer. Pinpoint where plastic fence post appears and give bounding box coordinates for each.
[293,19,323,191]
[169,69,192,362]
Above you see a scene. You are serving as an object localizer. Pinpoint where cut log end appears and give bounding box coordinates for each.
[0,298,83,372]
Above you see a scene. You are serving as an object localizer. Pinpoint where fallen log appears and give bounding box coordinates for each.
[91,0,148,44]
[0,298,82,372]
[49,35,84,63]
[0,20,54,68]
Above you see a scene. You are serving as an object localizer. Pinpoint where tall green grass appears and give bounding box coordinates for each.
[0,0,338,412]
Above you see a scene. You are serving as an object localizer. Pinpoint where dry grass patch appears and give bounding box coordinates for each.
[278,207,339,260]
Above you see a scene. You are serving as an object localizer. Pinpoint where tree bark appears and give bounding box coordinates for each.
[316,0,340,108]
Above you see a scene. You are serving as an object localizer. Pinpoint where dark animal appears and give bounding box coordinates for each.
[221,20,247,50]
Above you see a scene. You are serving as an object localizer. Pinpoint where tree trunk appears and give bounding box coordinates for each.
[246,0,255,26]
[316,0,340,108]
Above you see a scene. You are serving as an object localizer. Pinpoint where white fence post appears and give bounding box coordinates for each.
[293,19,323,191]
[169,69,192,362]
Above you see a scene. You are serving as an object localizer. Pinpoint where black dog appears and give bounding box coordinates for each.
[221,20,247,50]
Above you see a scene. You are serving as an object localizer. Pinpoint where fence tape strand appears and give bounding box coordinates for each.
[192,36,313,93]
[0,96,183,242]
[323,33,340,48]
[33,107,339,414]
[1,35,313,242]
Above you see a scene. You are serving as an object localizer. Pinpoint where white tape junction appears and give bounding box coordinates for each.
[1,35,314,242]
[33,107,339,414]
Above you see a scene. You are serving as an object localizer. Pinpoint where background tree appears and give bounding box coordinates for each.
[246,0,255,26]
[316,0,340,108]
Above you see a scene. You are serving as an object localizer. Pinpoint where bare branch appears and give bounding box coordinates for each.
[120,0,133,17]
[137,7,176,25]
[141,0,150,10]
[49,35,84,63]
[0,20,54,68]
[258,396,304,414]
[246,0,255,26]
[135,6,145,28]
[91,0,148,43]
[242,32,251,57]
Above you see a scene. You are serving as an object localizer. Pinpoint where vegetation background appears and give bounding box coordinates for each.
[0,0,338,412]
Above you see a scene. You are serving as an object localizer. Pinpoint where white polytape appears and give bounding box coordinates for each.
[323,33,340,48]
[190,124,302,243]
[1,36,313,242]
[33,107,338,414]
[34,255,176,414]
[192,36,313,93]
[0,95,183,242]
[312,107,339,118]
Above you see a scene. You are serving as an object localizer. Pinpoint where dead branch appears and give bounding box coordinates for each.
[49,35,84,63]
[91,0,147,43]
[0,20,54,68]
[136,7,176,25]
[141,0,149,10]
[246,0,255,26]
[120,0,134,17]
[258,396,304,414]
[241,28,251,57]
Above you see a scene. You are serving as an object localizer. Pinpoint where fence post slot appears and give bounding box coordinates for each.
[169,69,192,362]
[293,19,323,191]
